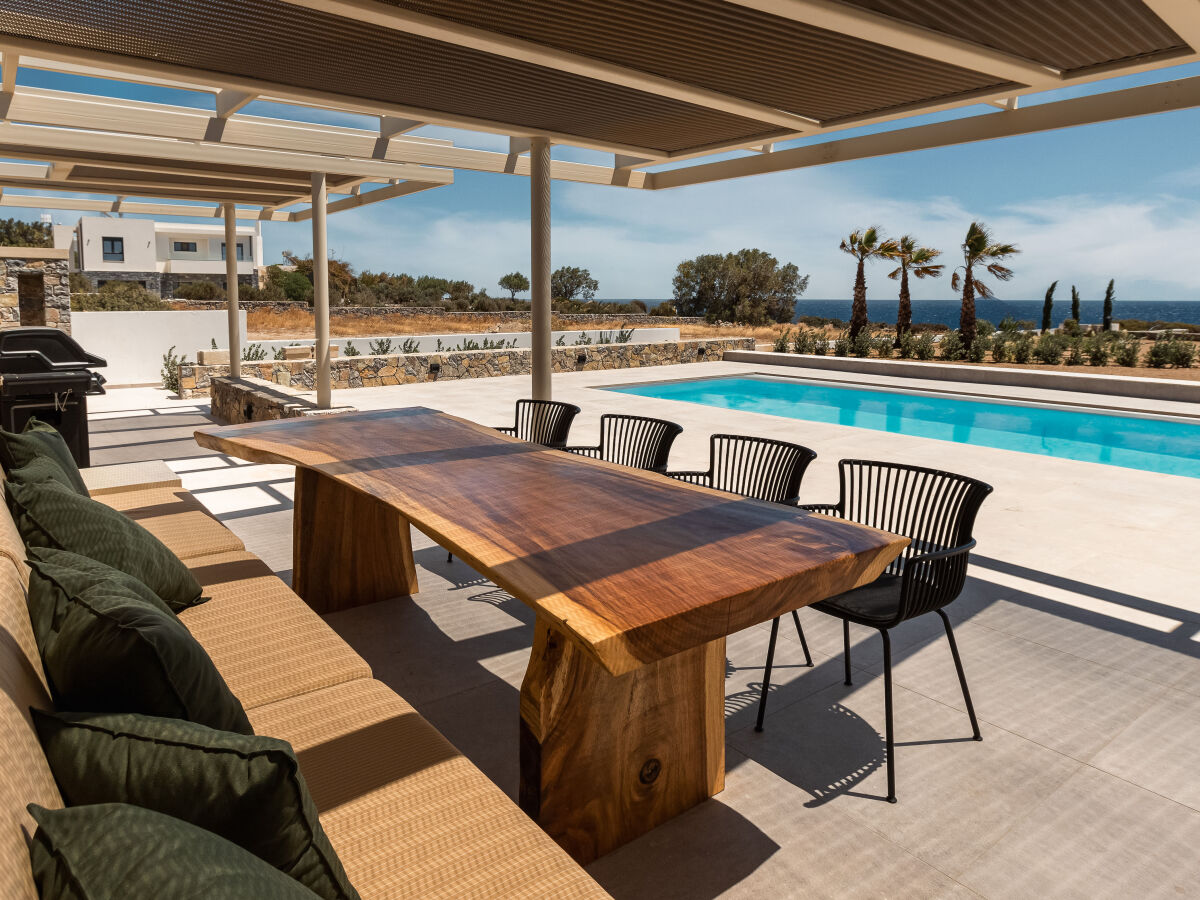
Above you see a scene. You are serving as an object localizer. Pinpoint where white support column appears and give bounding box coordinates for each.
[530,137,552,401]
[222,202,241,378]
[311,172,331,408]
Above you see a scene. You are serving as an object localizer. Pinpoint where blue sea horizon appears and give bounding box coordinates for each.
[596,299,1200,328]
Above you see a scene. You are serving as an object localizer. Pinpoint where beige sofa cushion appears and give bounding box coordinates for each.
[0,481,28,582]
[81,460,182,496]
[0,559,61,900]
[95,486,244,560]
[248,679,609,900]
[183,551,371,710]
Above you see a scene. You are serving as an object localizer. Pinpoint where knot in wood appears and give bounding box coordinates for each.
[638,758,662,785]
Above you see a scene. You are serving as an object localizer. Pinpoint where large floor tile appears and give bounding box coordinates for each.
[867,621,1170,761]
[1089,686,1200,812]
[959,766,1200,900]
[733,675,1079,876]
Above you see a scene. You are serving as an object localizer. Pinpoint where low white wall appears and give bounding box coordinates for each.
[73,310,248,387]
[227,327,680,357]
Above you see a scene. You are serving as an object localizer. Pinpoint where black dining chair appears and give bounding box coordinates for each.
[755,459,993,804]
[566,413,683,473]
[495,399,581,449]
[448,399,582,564]
[668,434,820,665]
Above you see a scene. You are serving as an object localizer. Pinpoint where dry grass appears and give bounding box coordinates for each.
[247,308,776,342]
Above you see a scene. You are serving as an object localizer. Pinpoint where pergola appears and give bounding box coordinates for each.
[1,1,1198,405]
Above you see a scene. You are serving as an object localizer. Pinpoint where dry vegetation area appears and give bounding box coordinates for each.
[246,308,771,342]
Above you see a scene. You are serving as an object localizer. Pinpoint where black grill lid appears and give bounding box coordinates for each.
[0,328,106,372]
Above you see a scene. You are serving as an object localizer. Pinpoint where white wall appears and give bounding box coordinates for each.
[77,218,157,272]
[227,327,681,357]
[73,310,248,386]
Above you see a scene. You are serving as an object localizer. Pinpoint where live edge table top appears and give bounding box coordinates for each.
[196,407,908,676]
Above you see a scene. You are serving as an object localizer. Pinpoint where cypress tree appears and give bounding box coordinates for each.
[1103,279,1115,332]
[1070,285,1081,322]
[1041,281,1057,334]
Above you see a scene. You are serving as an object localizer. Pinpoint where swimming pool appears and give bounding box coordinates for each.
[607,375,1200,478]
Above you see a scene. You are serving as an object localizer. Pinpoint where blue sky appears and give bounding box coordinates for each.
[15,62,1200,302]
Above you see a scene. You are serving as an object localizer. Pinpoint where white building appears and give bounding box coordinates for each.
[53,217,263,296]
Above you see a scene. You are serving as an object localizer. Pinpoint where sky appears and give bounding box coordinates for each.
[14,62,1200,303]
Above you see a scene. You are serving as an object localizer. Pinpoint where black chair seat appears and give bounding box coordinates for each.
[813,574,904,625]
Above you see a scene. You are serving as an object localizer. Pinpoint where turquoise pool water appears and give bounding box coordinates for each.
[607,376,1200,478]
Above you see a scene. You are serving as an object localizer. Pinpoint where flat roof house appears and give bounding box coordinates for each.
[54,217,263,296]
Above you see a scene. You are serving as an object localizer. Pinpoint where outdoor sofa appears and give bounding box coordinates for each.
[0,457,608,898]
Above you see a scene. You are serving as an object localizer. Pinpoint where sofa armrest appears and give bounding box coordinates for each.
[82,460,182,497]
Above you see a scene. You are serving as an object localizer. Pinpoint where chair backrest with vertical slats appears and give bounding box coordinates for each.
[707,434,817,505]
[513,400,581,448]
[833,460,992,577]
[597,414,682,472]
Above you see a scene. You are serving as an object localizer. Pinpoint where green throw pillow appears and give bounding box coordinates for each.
[5,455,81,494]
[34,711,359,900]
[7,477,204,611]
[0,416,88,494]
[30,560,252,734]
[28,803,321,899]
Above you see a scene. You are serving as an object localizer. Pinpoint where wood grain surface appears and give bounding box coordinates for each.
[520,617,725,863]
[196,408,908,676]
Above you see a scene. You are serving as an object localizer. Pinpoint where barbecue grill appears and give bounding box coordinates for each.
[0,327,107,467]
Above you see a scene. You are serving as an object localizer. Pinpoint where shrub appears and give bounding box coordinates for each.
[481,337,517,349]
[997,316,1023,334]
[1012,333,1034,364]
[851,330,873,358]
[991,335,1012,364]
[1065,338,1084,366]
[1060,318,1081,337]
[573,332,593,346]
[72,281,168,311]
[811,334,828,355]
[68,272,92,293]
[967,333,991,363]
[1034,332,1066,364]
[1170,339,1196,368]
[772,329,791,352]
[791,328,816,354]
[369,337,394,355]
[1113,335,1141,367]
[344,341,361,357]
[273,347,286,360]
[910,332,936,361]
[939,331,965,361]
[161,346,189,394]
[833,331,851,357]
[896,332,915,359]
[975,319,996,337]
[872,334,894,358]
[1084,334,1110,366]
[400,338,421,354]
[175,281,224,302]
[242,343,267,362]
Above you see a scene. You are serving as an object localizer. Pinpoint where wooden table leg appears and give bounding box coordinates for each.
[519,616,725,864]
[291,466,419,613]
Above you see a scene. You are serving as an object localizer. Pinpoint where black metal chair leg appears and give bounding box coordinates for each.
[791,610,813,667]
[446,551,453,564]
[881,628,896,803]
[842,619,852,686]
[755,617,781,733]
[937,609,982,741]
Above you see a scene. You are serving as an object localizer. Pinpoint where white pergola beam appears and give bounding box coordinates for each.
[722,0,1058,85]
[0,192,293,221]
[271,0,818,131]
[215,89,256,120]
[649,75,1200,189]
[289,180,445,220]
[3,87,647,188]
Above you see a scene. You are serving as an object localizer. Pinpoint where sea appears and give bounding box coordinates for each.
[603,299,1200,328]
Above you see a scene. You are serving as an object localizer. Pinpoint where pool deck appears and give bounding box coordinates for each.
[89,361,1200,899]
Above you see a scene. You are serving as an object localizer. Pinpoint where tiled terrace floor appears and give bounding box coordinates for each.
[88,362,1200,899]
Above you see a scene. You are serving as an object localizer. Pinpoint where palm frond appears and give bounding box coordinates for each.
[974,280,996,300]
[887,266,902,280]
[986,263,1015,281]
[913,264,944,279]
[950,270,962,292]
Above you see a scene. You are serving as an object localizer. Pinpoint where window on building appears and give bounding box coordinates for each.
[173,241,197,252]
[220,242,246,261]
[101,237,124,262]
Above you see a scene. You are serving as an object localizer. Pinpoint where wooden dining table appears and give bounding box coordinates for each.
[195,407,908,863]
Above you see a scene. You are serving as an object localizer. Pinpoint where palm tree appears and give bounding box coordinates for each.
[841,227,899,340]
[950,222,1019,350]
[888,235,943,345]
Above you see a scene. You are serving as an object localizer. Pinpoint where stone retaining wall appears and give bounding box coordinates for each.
[1,251,71,334]
[181,337,752,398]
[210,376,356,424]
